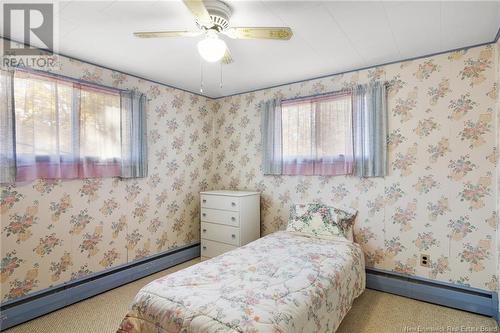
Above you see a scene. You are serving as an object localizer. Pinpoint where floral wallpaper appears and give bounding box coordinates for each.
[0,39,213,302]
[1,39,499,305]
[209,43,499,293]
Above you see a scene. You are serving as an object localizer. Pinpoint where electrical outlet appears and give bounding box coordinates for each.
[420,254,430,267]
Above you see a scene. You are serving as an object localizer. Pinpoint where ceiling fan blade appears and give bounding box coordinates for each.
[134,31,202,38]
[222,27,293,40]
[221,48,233,64]
[183,0,213,27]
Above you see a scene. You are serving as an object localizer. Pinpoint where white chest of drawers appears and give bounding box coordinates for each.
[200,190,260,260]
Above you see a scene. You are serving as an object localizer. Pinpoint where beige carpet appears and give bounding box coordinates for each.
[4,259,498,333]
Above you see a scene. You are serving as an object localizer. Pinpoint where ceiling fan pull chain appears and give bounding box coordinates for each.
[200,59,204,93]
[220,61,223,89]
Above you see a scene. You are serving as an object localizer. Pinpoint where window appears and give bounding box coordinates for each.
[13,71,122,181]
[280,93,353,175]
[0,69,147,183]
[261,82,388,177]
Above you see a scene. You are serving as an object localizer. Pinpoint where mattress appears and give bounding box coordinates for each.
[116,231,366,333]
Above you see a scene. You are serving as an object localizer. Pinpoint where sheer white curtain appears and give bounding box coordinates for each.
[12,70,122,181]
[78,85,122,177]
[0,69,15,183]
[280,93,353,175]
[14,70,79,180]
[314,95,353,175]
[281,99,314,174]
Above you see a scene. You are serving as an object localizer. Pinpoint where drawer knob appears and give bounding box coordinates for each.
[231,217,236,221]
[231,234,236,238]
[202,229,207,233]
[202,199,207,203]
[202,213,206,216]
[231,202,236,206]
[202,246,207,250]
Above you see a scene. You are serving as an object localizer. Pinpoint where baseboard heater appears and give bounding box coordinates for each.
[0,243,201,330]
[366,268,499,322]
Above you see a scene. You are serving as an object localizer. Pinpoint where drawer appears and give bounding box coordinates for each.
[201,239,237,258]
[201,208,239,227]
[201,222,240,246]
[201,195,240,211]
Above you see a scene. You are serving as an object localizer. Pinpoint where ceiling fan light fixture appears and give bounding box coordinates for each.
[197,33,227,62]
[134,0,293,67]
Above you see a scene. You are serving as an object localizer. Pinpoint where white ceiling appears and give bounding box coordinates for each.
[2,1,500,98]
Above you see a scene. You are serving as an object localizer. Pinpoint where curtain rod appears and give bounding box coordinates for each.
[13,66,128,93]
[281,81,389,104]
[281,89,350,104]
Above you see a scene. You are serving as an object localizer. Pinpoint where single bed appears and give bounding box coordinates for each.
[117,231,365,333]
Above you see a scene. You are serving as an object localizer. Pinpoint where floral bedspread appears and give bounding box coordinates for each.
[117,231,365,333]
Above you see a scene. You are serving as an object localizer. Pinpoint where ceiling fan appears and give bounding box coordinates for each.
[133,0,293,64]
